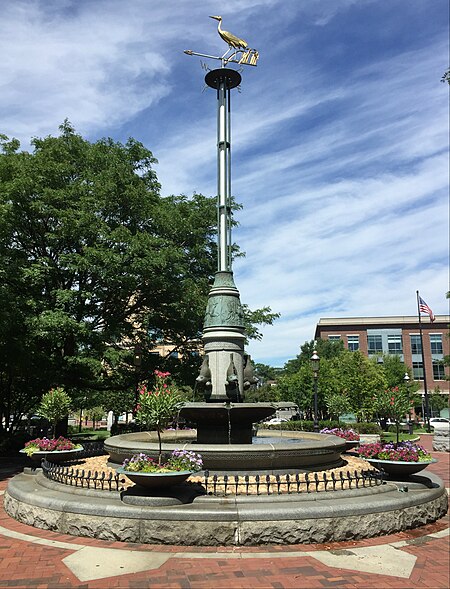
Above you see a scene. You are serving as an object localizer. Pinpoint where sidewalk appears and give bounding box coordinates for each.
[0,435,448,588]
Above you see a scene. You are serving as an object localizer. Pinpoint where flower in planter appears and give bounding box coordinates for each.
[122,449,203,473]
[358,441,432,462]
[23,436,82,456]
[167,449,203,472]
[319,427,360,441]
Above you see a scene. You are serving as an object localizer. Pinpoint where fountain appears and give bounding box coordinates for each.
[105,51,346,474]
[5,18,447,547]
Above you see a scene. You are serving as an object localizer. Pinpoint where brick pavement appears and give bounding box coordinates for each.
[0,434,448,589]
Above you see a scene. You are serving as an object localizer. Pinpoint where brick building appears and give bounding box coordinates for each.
[314,316,450,398]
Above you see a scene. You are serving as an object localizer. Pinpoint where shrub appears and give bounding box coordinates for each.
[350,422,382,435]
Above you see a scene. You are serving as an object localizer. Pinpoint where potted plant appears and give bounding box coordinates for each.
[20,436,83,463]
[116,449,203,488]
[358,441,436,477]
[20,388,82,462]
[320,427,360,450]
[134,370,183,466]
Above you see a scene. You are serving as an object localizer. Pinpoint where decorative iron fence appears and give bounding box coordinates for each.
[41,452,384,496]
[202,469,384,496]
[42,459,127,491]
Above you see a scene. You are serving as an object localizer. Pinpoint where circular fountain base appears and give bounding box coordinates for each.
[105,430,347,474]
[5,468,447,546]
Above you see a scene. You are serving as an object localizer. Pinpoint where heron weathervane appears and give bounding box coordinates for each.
[184,15,259,68]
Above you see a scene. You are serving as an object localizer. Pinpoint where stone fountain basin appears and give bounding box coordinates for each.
[105,430,347,475]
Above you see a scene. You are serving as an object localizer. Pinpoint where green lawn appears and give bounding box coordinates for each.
[70,429,110,441]
[381,432,419,443]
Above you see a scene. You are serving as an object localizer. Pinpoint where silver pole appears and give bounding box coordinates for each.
[217,77,231,272]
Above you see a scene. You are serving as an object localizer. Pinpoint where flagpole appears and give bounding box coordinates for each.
[416,290,431,433]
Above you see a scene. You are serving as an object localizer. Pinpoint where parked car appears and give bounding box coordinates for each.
[429,417,450,427]
[266,417,289,425]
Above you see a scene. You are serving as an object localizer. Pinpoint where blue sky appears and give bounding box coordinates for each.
[1,0,448,366]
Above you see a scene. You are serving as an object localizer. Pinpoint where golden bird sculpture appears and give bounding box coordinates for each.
[210,15,248,49]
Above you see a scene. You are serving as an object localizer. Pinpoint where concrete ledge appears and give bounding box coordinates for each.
[433,424,450,452]
[4,470,448,546]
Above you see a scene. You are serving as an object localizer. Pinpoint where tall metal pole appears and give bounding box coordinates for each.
[217,76,232,272]
[416,291,431,433]
[201,67,244,402]
[310,348,320,433]
[313,376,319,433]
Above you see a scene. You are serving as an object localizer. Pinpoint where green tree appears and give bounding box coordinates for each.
[102,390,135,427]
[330,350,386,421]
[429,388,448,415]
[325,393,352,422]
[85,406,105,430]
[245,383,280,403]
[373,385,417,443]
[252,363,281,383]
[376,354,412,389]
[0,123,278,425]
[283,339,344,375]
[38,387,72,437]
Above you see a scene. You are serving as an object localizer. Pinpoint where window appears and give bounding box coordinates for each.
[368,334,383,354]
[347,335,359,351]
[410,335,422,354]
[430,334,443,355]
[433,361,445,380]
[328,335,341,341]
[412,361,424,380]
[387,334,403,354]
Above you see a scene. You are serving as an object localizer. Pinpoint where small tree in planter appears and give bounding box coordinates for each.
[135,370,183,465]
[38,387,72,438]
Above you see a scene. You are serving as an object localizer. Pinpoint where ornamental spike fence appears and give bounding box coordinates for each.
[41,450,384,496]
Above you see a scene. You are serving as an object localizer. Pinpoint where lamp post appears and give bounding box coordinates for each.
[310,349,320,433]
[133,344,142,412]
[404,372,413,434]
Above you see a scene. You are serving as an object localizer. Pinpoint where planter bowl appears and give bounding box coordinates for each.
[20,447,82,464]
[344,440,360,451]
[366,458,437,478]
[116,468,193,489]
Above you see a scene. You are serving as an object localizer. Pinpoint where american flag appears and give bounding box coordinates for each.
[418,296,435,322]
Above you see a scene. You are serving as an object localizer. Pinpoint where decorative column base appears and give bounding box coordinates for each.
[202,271,246,401]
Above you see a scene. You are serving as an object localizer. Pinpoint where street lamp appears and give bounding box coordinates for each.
[404,372,413,434]
[310,348,320,433]
[133,344,142,411]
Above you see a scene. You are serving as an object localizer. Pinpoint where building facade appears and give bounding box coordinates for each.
[314,316,450,397]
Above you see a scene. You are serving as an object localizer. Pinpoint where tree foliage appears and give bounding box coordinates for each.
[276,342,387,421]
[38,387,72,437]
[0,123,278,428]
